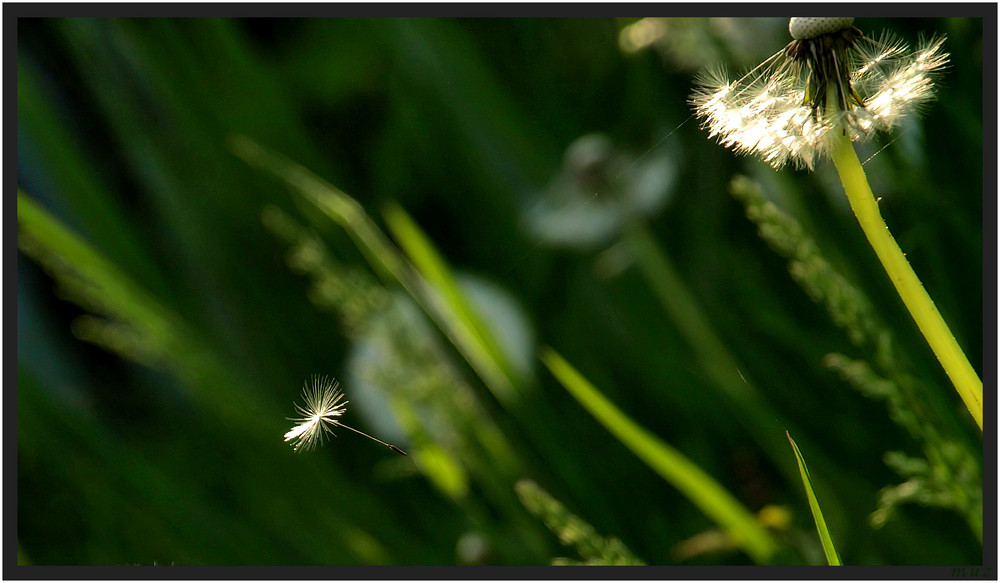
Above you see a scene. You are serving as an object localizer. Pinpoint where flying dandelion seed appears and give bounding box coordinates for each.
[284,375,407,455]
[690,17,949,169]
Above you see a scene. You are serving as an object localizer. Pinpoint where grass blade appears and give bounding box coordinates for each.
[381,201,522,400]
[17,190,269,433]
[786,430,842,565]
[540,346,778,564]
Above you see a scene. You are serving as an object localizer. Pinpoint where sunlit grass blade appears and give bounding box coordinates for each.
[18,190,272,431]
[17,189,179,356]
[786,430,842,565]
[230,136,409,284]
[382,201,522,401]
[539,346,778,564]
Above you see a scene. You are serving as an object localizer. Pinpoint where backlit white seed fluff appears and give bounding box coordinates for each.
[284,375,348,452]
[283,375,408,455]
[789,17,854,40]
[691,20,949,169]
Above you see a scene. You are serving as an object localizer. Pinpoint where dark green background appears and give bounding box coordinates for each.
[16,15,985,566]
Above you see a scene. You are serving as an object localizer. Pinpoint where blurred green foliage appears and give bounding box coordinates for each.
[17,16,984,566]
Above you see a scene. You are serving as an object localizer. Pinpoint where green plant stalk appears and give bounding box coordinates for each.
[540,346,778,564]
[786,431,841,566]
[382,201,522,402]
[829,131,982,431]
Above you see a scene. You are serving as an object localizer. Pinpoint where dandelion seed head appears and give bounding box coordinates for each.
[691,19,948,170]
[283,375,348,452]
[789,17,854,41]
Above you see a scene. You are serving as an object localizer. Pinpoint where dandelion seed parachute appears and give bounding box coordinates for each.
[284,375,407,455]
[283,375,348,452]
[690,18,948,169]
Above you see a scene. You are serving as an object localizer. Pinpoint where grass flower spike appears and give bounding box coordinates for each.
[691,17,948,169]
[691,18,982,430]
[284,375,407,455]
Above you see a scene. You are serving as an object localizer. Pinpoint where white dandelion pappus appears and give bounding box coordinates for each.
[284,375,406,455]
[690,18,949,169]
[283,375,348,452]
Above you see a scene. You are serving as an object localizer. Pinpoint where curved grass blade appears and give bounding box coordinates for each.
[540,346,778,564]
[382,201,522,402]
[786,430,842,565]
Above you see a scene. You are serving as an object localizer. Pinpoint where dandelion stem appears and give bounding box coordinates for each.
[829,131,982,431]
[336,422,407,455]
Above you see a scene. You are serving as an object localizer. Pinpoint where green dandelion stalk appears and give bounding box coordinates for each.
[691,18,981,430]
[829,131,982,430]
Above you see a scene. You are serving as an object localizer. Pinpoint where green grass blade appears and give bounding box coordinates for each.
[539,346,778,564]
[17,190,271,435]
[382,201,521,399]
[17,189,177,350]
[786,431,842,565]
[229,136,410,285]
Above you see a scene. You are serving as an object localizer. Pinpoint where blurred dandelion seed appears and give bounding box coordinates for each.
[284,375,406,455]
[690,17,948,169]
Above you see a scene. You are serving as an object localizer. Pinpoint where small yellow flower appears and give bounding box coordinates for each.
[284,375,406,455]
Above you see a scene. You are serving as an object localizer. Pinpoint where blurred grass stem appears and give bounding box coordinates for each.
[829,131,982,431]
[622,221,838,486]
